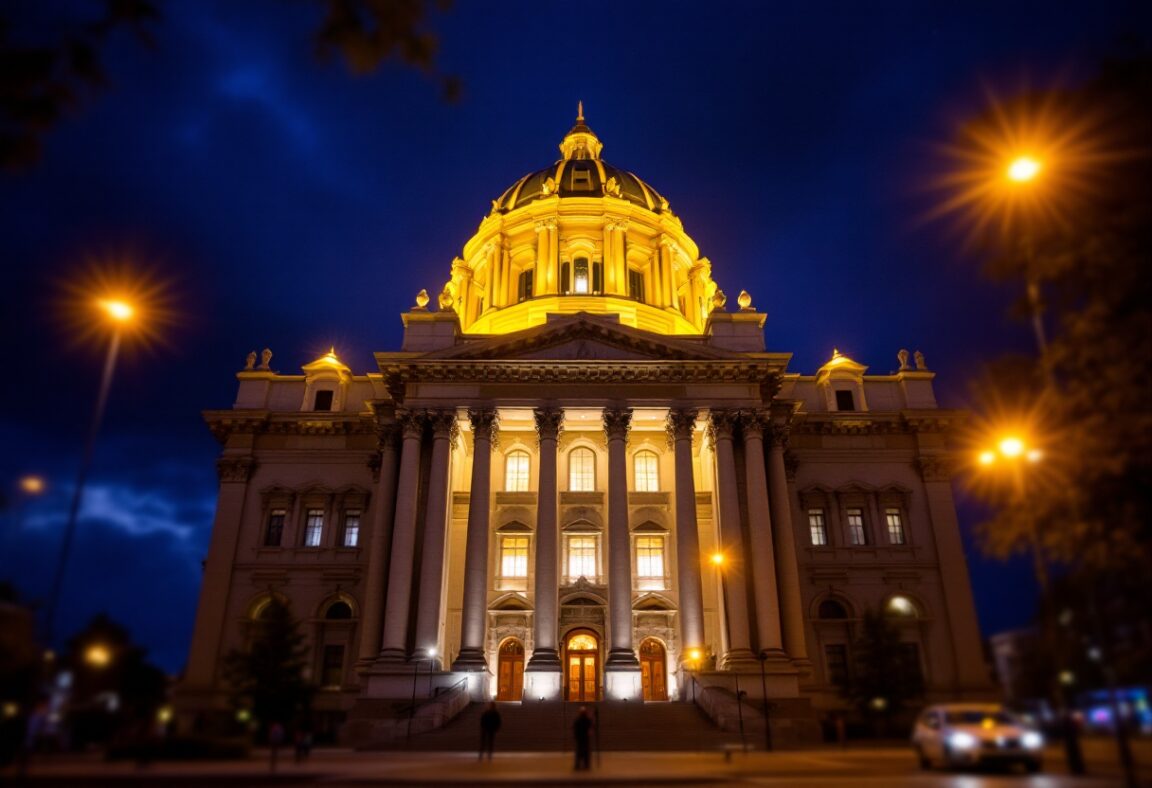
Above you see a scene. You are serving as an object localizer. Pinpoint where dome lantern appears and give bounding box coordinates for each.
[559,101,603,161]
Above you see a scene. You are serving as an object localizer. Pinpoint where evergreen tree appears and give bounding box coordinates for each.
[223,597,312,736]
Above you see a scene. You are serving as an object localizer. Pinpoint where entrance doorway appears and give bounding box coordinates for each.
[564,630,600,701]
[496,638,524,701]
[639,638,667,701]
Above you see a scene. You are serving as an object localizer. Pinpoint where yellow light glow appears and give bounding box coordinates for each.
[19,475,46,495]
[84,644,112,668]
[998,437,1025,458]
[1026,448,1043,463]
[99,299,135,322]
[157,706,173,723]
[688,649,702,662]
[709,552,725,567]
[1006,156,1041,182]
[1,702,17,719]
[982,716,996,730]
[978,451,996,466]
[1059,670,1075,686]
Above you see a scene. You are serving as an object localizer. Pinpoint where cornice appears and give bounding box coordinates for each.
[381,359,778,387]
[204,409,375,442]
[791,409,966,436]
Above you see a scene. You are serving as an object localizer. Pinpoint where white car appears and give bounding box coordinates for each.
[911,704,1044,772]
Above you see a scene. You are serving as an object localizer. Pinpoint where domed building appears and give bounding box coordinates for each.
[178,109,989,745]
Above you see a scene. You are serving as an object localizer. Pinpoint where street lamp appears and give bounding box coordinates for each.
[83,643,112,669]
[408,647,437,740]
[43,296,138,645]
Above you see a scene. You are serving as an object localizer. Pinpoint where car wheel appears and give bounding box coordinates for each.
[915,746,931,770]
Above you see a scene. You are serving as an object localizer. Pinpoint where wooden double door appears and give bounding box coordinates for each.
[564,630,600,702]
[496,639,524,701]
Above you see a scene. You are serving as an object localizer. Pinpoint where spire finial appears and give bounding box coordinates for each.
[577,100,584,123]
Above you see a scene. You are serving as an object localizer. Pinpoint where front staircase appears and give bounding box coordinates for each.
[370,700,741,752]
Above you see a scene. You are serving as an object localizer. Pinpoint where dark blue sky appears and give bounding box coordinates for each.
[1,0,1147,672]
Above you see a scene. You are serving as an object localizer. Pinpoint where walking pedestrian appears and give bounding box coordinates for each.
[479,702,501,761]
[573,706,593,770]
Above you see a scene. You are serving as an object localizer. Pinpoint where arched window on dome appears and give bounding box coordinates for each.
[628,269,645,302]
[517,269,534,302]
[573,257,590,294]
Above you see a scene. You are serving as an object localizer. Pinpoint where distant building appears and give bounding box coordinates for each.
[177,110,989,742]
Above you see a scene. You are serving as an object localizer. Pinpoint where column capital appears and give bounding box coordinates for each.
[396,408,426,440]
[533,407,564,443]
[665,408,698,446]
[216,455,256,483]
[707,409,739,443]
[467,407,499,444]
[768,423,791,449]
[739,409,770,439]
[602,406,632,441]
[374,420,401,451]
[427,410,457,436]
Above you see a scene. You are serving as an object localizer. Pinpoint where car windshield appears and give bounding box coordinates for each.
[945,711,1015,725]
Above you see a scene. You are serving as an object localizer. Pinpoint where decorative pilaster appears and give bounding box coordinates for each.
[526,408,563,679]
[453,408,499,670]
[412,410,457,665]
[668,408,705,658]
[740,410,785,658]
[603,407,640,675]
[377,409,426,663]
[710,410,757,669]
[535,221,552,294]
[357,421,401,667]
[766,415,808,665]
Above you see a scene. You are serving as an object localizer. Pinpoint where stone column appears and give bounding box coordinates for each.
[378,410,426,663]
[604,407,640,679]
[546,220,559,288]
[413,411,457,665]
[767,419,808,664]
[357,420,401,667]
[614,221,629,296]
[535,221,552,294]
[453,408,498,670]
[710,410,756,668]
[668,408,705,656]
[602,220,616,292]
[740,411,785,657]
[526,408,563,684]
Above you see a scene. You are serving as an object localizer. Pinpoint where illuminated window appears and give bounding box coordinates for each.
[573,257,589,294]
[566,535,598,580]
[635,535,665,589]
[342,511,361,547]
[634,451,659,492]
[303,509,324,547]
[517,269,534,302]
[886,508,906,545]
[567,633,597,650]
[321,644,345,688]
[505,451,530,492]
[592,261,604,293]
[569,447,595,491]
[835,389,855,411]
[264,509,286,547]
[500,535,529,578]
[846,508,866,545]
[628,269,645,302]
[313,389,334,411]
[808,509,828,546]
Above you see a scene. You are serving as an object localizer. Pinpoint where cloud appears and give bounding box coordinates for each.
[23,481,214,543]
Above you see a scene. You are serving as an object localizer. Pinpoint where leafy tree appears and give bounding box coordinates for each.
[840,610,924,733]
[223,597,312,737]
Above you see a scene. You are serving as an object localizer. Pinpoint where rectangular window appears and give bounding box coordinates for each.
[304,508,324,547]
[264,509,286,547]
[886,507,906,545]
[568,449,595,491]
[313,389,334,411]
[628,269,645,302]
[505,452,530,492]
[566,535,597,580]
[846,508,866,545]
[824,644,849,686]
[342,511,361,547]
[634,452,659,492]
[517,269,534,302]
[808,509,828,546]
[835,389,855,411]
[569,167,593,190]
[592,261,603,293]
[322,644,345,688]
[500,535,529,578]
[635,535,665,586]
[573,258,589,294]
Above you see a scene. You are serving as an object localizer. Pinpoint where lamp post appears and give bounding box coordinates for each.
[44,298,136,645]
[407,647,436,740]
[757,650,773,751]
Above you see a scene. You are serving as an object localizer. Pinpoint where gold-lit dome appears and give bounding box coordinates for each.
[438,106,720,336]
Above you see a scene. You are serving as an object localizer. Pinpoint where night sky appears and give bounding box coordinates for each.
[2,0,1147,673]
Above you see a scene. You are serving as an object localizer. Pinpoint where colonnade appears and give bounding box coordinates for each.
[357,403,807,680]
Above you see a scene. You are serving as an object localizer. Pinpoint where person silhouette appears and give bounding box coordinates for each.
[479,702,501,761]
[573,706,593,770]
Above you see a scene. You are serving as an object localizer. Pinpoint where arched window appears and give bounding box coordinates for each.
[325,601,353,620]
[569,447,595,491]
[505,450,530,492]
[634,450,659,492]
[573,257,590,294]
[818,600,849,619]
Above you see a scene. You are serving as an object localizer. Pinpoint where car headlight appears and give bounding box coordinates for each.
[1022,731,1044,749]
[948,731,979,750]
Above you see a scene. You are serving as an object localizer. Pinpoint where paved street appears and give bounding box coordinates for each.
[4,739,1150,787]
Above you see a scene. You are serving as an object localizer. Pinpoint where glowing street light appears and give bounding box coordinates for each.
[709,552,725,567]
[1007,156,1042,183]
[19,475,46,495]
[83,643,112,669]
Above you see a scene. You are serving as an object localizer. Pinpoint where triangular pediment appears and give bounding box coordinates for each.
[422,313,742,362]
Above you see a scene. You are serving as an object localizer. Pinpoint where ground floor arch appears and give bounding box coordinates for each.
[639,637,667,701]
[496,638,525,701]
[563,629,600,701]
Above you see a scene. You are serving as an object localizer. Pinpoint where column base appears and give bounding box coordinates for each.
[450,648,488,672]
[523,669,562,700]
[604,663,642,701]
[525,648,562,671]
[720,648,760,671]
[759,648,790,663]
[604,648,641,669]
[373,648,409,668]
